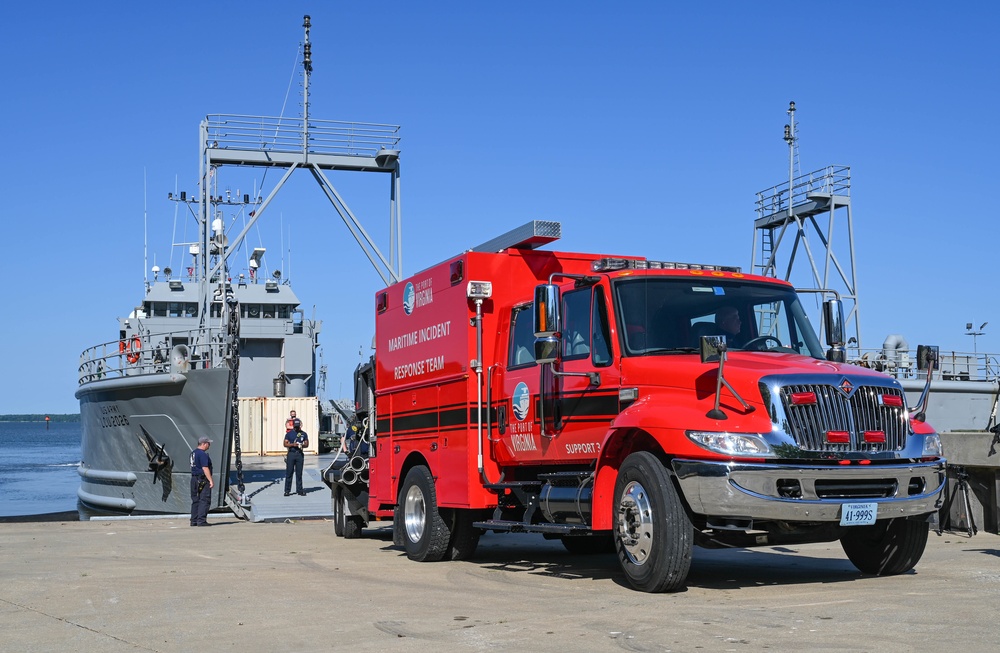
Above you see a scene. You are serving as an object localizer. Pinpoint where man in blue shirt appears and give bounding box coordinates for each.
[190,436,214,526]
[284,418,309,496]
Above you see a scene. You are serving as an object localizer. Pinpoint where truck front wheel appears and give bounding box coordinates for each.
[614,451,693,592]
[840,517,929,575]
[399,465,451,562]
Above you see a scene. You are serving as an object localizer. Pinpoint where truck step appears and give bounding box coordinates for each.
[473,519,591,535]
[483,481,543,491]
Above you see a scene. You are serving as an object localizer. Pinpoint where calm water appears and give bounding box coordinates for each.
[0,421,82,517]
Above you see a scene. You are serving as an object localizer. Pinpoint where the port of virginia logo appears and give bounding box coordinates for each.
[402,282,415,315]
[512,382,530,421]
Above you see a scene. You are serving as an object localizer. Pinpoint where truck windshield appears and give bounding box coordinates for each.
[613,276,826,358]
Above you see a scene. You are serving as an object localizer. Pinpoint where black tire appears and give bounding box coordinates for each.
[332,486,345,537]
[561,533,615,555]
[344,514,364,539]
[840,518,929,575]
[399,466,451,562]
[614,451,693,592]
[444,509,481,561]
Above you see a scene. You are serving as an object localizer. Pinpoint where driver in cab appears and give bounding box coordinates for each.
[715,306,743,347]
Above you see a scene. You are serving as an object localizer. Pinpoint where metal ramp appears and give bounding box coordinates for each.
[226,454,335,523]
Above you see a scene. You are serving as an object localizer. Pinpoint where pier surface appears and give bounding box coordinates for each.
[1,518,998,652]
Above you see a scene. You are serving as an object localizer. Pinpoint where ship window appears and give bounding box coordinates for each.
[153,302,167,317]
[184,303,198,317]
[211,302,222,318]
[169,302,182,317]
[278,305,290,319]
[263,306,274,318]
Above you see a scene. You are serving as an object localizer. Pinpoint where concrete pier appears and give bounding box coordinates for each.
[1,517,998,652]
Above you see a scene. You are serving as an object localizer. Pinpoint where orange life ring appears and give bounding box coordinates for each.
[127,337,141,364]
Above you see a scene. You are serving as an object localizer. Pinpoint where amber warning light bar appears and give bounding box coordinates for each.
[591,258,741,273]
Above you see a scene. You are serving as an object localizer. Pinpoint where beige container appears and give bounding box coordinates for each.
[237,396,319,455]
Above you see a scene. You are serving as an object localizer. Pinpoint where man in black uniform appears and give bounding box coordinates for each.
[190,436,214,526]
[283,418,309,496]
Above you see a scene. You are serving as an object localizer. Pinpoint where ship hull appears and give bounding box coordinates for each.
[75,367,232,516]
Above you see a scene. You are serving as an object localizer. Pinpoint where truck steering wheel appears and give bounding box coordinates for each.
[743,335,782,351]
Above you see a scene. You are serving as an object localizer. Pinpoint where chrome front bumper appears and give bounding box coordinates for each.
[672,458,946,523]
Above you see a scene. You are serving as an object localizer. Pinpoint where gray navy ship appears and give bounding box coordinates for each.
[74,15,400,518]
[75,212,321,515]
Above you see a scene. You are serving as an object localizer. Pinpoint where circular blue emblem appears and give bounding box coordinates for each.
[512,382,530,421]
[402,282,415,315]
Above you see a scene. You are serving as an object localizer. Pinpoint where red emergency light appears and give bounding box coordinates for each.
[789,391,817,405]
[863,430,886,443]
[826,430,850,444]
[879,394,904,407]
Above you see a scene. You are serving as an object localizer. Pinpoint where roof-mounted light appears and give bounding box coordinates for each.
[591,257,741,273]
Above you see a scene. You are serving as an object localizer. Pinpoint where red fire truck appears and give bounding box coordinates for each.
[325,221,945,592]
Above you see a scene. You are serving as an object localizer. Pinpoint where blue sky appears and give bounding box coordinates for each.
[1,1,997,414]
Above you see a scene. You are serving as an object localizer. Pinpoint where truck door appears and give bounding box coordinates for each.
[496,285,619,465]
[552,285,620,462]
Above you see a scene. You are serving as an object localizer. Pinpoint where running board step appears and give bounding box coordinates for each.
[473,519,591,535]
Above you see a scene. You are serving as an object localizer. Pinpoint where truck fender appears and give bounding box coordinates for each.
[591,426,665,531]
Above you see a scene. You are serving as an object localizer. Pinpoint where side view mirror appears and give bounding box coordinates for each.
[823,299,846,362]
[699,335,727,363]
[917,344,939,371]
[533,284,561,364]
[533,284,560,337]
[534,337,560,365]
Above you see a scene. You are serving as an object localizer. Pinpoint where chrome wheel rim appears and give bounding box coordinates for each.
[618,480,654,565]
[404,484,426,543]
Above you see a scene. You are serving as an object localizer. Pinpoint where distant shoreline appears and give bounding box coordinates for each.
[0,415,80,423]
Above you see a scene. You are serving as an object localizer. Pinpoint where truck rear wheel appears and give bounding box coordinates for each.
[614,451,693,592]
[333,485,364,539]
[333,486,345,537]
[399,465,451,562]
[840,518,929,575]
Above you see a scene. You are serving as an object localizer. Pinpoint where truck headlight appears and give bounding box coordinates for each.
[686,431,773,457]
[921,433,943,458]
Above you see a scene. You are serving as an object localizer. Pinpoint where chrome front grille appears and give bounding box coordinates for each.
[778,383,908,453]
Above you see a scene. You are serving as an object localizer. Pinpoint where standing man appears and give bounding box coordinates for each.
[190,436,214,527]
[283,418,309,496]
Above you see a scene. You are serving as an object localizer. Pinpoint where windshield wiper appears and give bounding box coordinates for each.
[637,347,699,355]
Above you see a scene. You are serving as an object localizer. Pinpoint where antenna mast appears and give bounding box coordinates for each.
[302,15,312,156]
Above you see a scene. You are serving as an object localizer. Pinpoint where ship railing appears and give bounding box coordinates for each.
[755,165,851,220]
[205,114,401,158]
[851,347,1000,382]
[78,328,231,385]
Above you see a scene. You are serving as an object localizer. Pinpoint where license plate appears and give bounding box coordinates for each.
[840,502,878,526]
